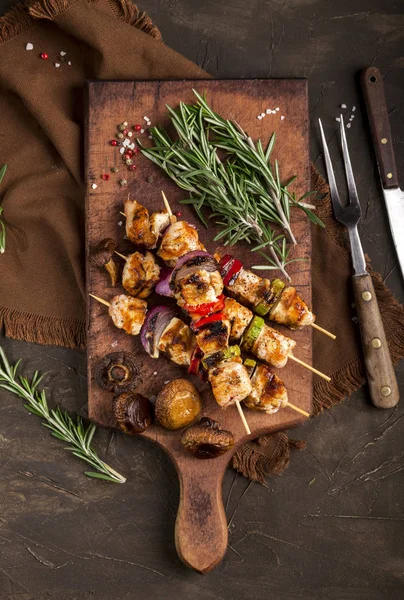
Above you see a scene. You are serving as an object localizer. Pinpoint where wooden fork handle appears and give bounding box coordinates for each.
[361,67,399,189]
[352,273,399,408]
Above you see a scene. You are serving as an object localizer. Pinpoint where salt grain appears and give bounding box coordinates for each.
[128,143,135,150]
[275,107,280,111]
[140,128,145,133]
[352,106,356,111]
[60,51,66,57]
[148,135,153,139]
[67,61,72,66]
[346,123,351,128]
[91,183,98,189]
[280,115,285,121]
[118,221,123,227]
[111,340,118,348]
[349,115,354,120]
[143,116,149,121]
[257,115,263,120]
[127,131,133,137]
[55,63,60,68]
[266,108,271,114]
[341,103,347,109]
[164,380,170,385]
[153,371,158,376]
[25,43,34,51]
[119,147,125,154]
[260,112,266,118]
[122,139,130,147]
[335,117,341,122]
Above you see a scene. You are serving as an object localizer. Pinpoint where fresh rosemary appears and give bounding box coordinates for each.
[0,164,7,254]
[139,91,323,281]
[0,347,126,483]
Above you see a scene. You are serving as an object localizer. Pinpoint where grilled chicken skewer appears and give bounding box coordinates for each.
[89,294,308,418]
[123,195,334,338]
[120,200,331,381]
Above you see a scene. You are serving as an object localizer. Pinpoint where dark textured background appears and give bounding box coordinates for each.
[1,1,404,598]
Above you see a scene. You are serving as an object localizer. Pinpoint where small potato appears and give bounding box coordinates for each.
[155,379,202,430]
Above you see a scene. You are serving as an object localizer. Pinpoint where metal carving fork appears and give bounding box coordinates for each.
[318,115,399,409]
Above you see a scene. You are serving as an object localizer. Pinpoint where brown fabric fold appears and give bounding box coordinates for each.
[0,0,403,483]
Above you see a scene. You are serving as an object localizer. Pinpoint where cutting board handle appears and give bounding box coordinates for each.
[174,455,228,573]
[361,67,399,189]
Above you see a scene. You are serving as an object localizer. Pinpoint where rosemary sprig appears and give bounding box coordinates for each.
[139,91,323,281]
[0,164,7,254]
[0,347,126,483]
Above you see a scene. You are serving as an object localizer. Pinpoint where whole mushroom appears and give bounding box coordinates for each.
[113,392,152,435]
[155,379,202,430]
[94,352,141,394]
[181,417,234,459]
[90,237,119,286]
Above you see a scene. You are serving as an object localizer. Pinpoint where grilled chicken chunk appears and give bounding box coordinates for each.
[244,365,288,414]
[158,221,206,267]
[149,210,171,241]
[175,269,223,307]
[226,268,263,306]
[108,294,147,336]
[270,286,315,330]
[196,319,230,356]
[208,358,252,408]
[252,324,296,369]
[122,251,160,299]
[222,298,253,341]
[124,199,157,248]
[158,317,196,366]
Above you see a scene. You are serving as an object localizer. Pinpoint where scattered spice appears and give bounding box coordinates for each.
[133,124,141,131]
[118,123,126,132]
[140,128,145,134]
[119,179,127,186]
[341,103,347,109]
[40,52,48,60]
[116,132,124,140]
[67,61,72,66]
[60,51,66,56]
[346,123,351,129]
[280,115,285,120]
[91,183,98,189]
[352,106,356,112]
[111,166,119,173]
[102,174,110,181]
[308,477,316,486]
[129,165,137,171]
[147,175,154,183]
[110,140,118,146]
[119,147,125,154]
[25,43,34,51]
[125,159,133,166]
[54,63,60,68]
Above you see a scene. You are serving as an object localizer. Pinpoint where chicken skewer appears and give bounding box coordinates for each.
[123,192,334,339]
[117,213,331,381]
[89,294,307,419]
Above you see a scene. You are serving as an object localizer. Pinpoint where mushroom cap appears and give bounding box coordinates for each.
[113,392,152,435]
[155,379,202,430]
[94,352,141,394]
[90,237,117,267]
[181,417,234,458]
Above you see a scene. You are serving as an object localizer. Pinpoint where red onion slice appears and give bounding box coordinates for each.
[170,251,218,290]
[155,267,174,297]
[140,306,176,358]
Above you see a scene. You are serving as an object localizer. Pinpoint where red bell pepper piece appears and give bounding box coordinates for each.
[191,312,224,332]
[183,294,225,317]
[223,259,243,286]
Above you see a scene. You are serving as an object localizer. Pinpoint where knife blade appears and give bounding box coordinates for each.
[361,66,404,280]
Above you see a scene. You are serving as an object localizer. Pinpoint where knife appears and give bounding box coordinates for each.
[361,67,404,281]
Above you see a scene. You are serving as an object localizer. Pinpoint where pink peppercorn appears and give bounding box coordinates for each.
[110,140,118,146]
[133,124,141,132]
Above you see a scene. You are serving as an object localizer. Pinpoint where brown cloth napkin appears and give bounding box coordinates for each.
[0,0,403,482]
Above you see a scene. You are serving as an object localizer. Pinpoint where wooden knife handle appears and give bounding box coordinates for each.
[352,273,399,408]
[174,457,228,573]
[361,67,398,189]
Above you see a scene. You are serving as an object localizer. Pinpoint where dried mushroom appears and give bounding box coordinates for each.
[94,352,140,394]
[113,392,152,435]
[155,379,201,430]
[90,238,119,286]
[181,417,234,459]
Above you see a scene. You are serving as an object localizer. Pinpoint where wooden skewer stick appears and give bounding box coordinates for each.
[289,354,331,382]
[286,402,310,417]
[235,400,251,435]
[311,322,336,340]
[120,211,126,217]
[161,190,177,223]
[89,293,110,307]
[114,251,127,260]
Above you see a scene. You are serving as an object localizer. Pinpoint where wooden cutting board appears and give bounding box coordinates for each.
[85,79,311,573]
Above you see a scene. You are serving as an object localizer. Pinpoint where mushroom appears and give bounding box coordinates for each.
[94,352,141,394]
[155,379,202,430]
[90,238,119,286]
[113,392,152,435]
[181,417,234,459]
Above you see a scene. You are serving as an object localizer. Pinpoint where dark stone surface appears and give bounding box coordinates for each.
[0,1,404,598]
